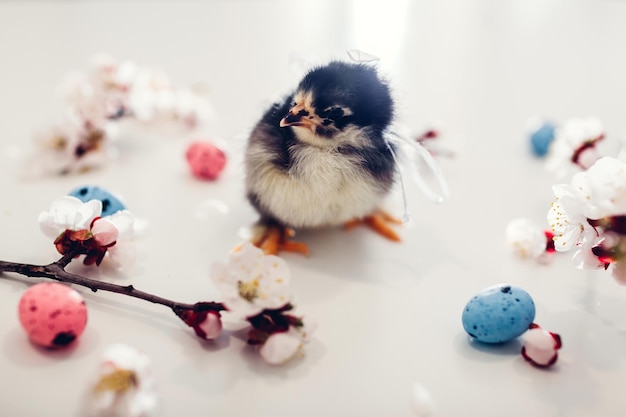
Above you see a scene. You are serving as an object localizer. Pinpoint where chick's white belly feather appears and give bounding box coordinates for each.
[249,146,387,228]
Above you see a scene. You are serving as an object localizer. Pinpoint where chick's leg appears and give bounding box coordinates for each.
[344,210,402,241]
[251,223,309,256]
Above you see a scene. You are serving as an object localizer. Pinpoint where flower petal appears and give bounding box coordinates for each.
[106,210,135,240]
[39,196,103,238]
[39,196,83,237]
[75,199,103,230]
[91,218,119,246]
[107,241,136,269]
[197,311,223,340]
[259,332,302,365]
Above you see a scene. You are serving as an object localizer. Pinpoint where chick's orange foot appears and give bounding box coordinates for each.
[344,211,402,242]
[251,224,309,256]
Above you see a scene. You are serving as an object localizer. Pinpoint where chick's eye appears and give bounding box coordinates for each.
[324,107,344,120]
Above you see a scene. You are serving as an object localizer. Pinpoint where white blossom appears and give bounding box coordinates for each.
[547,184,592,252]
[210,242,292,317]
[38,196,136,268]
[26,110,114,177]
[505,218,546,259]
[546,116,604,177]
[87,344,156,417]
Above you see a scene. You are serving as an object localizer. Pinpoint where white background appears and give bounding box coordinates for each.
[1,1,626,416]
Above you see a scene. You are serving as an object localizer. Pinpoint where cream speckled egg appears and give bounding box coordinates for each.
[18,283,88,348]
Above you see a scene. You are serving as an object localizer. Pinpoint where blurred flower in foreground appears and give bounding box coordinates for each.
[505,217,555,261]
[88,344,156,417]
[545,116,604,178]
[548,157,626,284]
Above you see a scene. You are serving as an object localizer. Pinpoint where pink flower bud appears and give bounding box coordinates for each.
[179,309,223,340]
[521,324,562,367]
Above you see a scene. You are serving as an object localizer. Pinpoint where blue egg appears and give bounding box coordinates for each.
[462,284,535,344]
[529,122,556,157]
[68,186,126,217]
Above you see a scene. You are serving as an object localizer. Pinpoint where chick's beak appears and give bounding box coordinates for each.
[279,103,319,130]
[280,112,307,127]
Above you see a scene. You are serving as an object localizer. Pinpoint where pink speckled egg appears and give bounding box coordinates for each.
[18,283,88,348]
[185,141,226,180]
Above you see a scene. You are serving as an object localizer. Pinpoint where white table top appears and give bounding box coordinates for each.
[1,1,626,416]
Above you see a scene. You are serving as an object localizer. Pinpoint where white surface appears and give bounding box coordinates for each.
[1,1,626,416]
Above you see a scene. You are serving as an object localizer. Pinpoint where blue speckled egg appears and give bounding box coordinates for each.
[529,122,556,157]
[462,284,535,343]
[68,186,126,217]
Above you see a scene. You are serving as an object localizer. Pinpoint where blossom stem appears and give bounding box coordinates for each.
[0,257,225,317]
[55,252,77,269]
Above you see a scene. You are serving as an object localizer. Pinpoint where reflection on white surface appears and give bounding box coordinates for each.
[194,198,230,220]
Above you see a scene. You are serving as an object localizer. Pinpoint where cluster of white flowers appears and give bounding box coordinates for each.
[27,54,212,176]
[508,156,626,284]
[39,195,136,269]
[548,156,626,283]
[36,196,315,365]
[66,54,212,127]
[510,113,626,287]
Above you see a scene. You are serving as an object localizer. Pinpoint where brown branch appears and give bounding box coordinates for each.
[0,257,225,318]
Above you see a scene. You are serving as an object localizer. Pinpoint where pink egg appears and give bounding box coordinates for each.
[185,141,226,180]
[18,282,88,348]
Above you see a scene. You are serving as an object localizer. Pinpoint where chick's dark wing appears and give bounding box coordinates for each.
[247,96,297,172]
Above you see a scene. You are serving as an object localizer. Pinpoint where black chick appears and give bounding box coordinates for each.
[245,61,400,254]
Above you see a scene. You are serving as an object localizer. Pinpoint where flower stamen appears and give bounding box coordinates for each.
[237,280,259,302]
[93,369,137,393]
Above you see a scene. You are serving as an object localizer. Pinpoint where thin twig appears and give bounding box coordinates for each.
[0,257,225,317]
